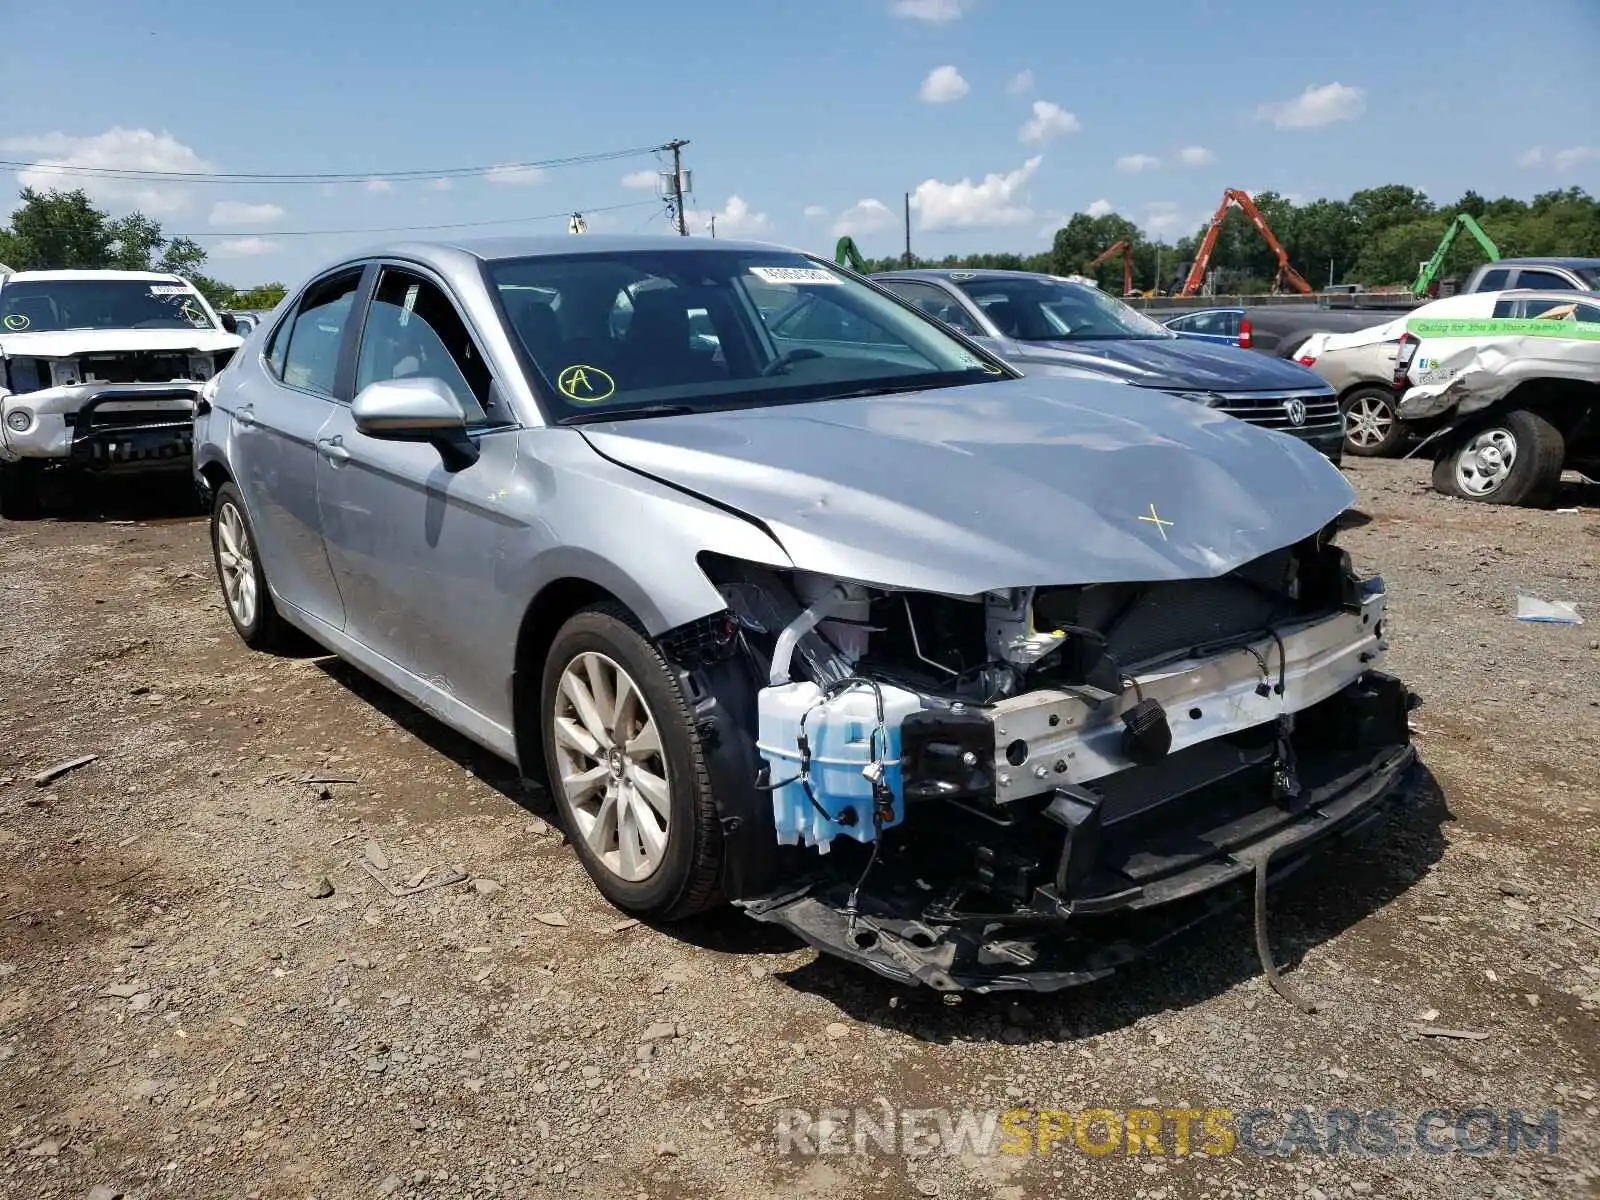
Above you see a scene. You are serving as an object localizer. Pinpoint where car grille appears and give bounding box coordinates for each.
[1207,388,1341,435]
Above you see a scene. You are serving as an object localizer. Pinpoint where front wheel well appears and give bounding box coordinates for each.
[1485,378,1600,440]
[511,577,627,786]
[196,459,233,501]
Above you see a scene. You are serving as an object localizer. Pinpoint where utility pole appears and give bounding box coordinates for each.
[903,192,913,267]
[707,215,716,238]
[664,139,690,237]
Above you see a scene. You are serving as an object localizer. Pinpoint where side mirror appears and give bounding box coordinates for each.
[352,377,479,471]
[219,312,239,334]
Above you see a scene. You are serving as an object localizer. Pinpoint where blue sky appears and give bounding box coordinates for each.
[3,0,1597,287]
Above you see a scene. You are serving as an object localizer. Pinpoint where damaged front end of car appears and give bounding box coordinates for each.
[664,530,1418,995]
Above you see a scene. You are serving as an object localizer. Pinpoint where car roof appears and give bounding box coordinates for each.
[350,234,794,268]
[871,268,1066,283]
[1478,287,1600,303]
[1486,257,1600,270]
[0,268,188,284]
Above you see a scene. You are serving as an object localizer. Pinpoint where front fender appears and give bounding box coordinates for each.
[507,428,794,637]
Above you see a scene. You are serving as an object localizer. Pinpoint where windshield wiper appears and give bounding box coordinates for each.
[558,404,697,426]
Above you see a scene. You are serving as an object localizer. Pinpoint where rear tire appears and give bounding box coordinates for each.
[1340,388,1407,458]
[0,460,44,520]
[210,482,294,650]
[1431,409,1565,506]
[540,604,723,920]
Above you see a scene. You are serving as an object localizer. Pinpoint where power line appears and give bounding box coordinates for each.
[0,144,663,186]
[191,199,660,239]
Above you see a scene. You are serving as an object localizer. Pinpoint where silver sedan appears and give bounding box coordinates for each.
[193,236,1416,993]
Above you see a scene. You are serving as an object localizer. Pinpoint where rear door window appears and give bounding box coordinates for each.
[1513,269,1576,292]
[1475,268,1510,292]
[279,271,362,397]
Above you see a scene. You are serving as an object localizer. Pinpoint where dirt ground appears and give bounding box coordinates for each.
[1,459,1596,1200]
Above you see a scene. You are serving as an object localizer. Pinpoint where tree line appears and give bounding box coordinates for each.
[0,188,288,311]
[855,185,1600,295]
[5,182,1598,306]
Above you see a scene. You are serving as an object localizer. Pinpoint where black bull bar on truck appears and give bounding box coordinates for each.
[64,387,199,467]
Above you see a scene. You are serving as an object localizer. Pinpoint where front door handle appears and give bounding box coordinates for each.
[234,404,256,428]
[316,436,351,464]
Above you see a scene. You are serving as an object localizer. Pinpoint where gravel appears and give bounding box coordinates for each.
[0,459,1595,1199]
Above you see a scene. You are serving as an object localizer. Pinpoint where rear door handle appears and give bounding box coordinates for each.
[234,404,256,427]
[316,436,351,463]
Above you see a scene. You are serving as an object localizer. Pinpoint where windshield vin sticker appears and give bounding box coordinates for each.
[748,266,841,286]
[148,285,190,296]
[557,364,616,403]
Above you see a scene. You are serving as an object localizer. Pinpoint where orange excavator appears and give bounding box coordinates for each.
[1084,240,1135,296]
[1179,189,1312,297]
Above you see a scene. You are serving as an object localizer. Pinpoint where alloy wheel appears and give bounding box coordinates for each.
[1344,394,1395,449]
[216,501,258,629]
[550,651,671,882]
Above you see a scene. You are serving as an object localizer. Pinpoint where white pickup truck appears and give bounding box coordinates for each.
[1393,291,1600,505]
[0,269,244,518]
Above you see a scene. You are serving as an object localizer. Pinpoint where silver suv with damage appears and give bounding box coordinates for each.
[0,269,243,518]
[193,236,1418,993]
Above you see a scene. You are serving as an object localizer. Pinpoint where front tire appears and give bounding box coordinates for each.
[1431,409,1565,506]
[540,604,722,920]
[210,482,293,649]
[0,460,44,520]
[1341,388,1407,458]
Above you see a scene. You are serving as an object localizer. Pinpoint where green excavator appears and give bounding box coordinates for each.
[1412,214,1499,298]
[834,236,868,273]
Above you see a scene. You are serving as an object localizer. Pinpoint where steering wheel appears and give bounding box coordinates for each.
[759,347,825,377]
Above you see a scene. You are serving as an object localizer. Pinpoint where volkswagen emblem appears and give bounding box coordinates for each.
[1284,397,1308,427]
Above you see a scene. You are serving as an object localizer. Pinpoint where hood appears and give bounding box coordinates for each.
[0,328,243,358]
[579,378,1354,596]
[1005,336,1327,392]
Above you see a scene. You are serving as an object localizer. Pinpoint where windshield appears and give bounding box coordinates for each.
[951,276,1174,342]
[487,249,1008,420]
[0,279,216,334]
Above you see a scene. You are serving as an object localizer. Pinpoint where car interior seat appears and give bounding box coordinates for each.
[624,288,722,388]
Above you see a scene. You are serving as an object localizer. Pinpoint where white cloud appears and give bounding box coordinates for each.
[1085,198,1115,218]
[1007,69,1034,95]
[210,237,278,259]
[621,169,658,189]
[1,127,209,216]
[890,0,968,22]
[1177,145,1215,167]
[1553,146,1600,171]
[803,204,829,220]
[1018,101,1081,145]
[1116,153,1160,173]
[1518,147,1544,168]
[688,195,770,236]
[910,156,1041,231]
[1256,82,1366,129]
[832,198,896,238]
[208,200,285,226]
[364,178,393,193]
[428,177,453,191]
[484,164,544,186]
[918,65,970,104]
[1141,201,1184,236]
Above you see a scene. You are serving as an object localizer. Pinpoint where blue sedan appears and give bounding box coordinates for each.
[1162,307,1248,348]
